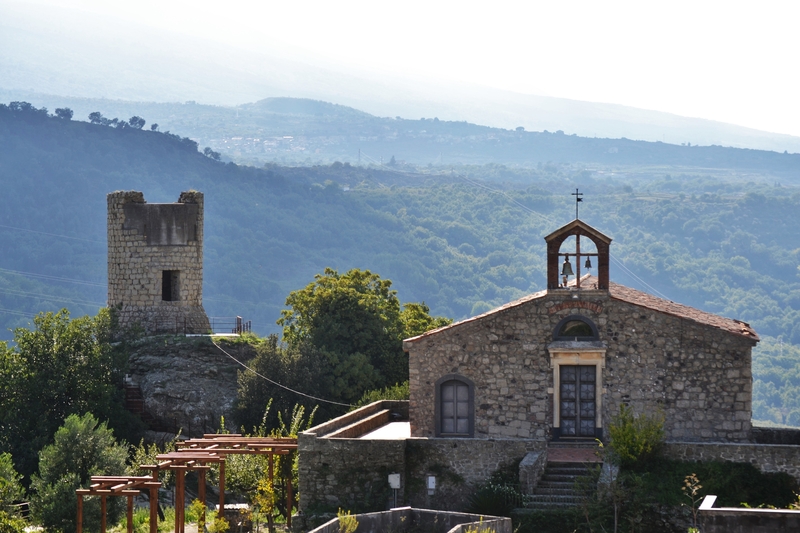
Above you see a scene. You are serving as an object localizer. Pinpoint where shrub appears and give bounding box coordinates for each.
[0,511,26,533]
[336,509,358,533]
[607,404,665,468]
[0,453,24,512]
[30,413,128,533]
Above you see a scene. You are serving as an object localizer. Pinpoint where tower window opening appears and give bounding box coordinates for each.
[162,270,180,301]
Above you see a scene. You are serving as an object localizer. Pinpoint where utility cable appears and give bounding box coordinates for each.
[211,340,354,407]
[0,223,105,244]
[0,307,37,318]
[0,287,105,307]
[609,253,672,301]
[0,267,105,287]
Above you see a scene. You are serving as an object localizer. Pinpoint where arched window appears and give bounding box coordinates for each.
[553,315,599,341]
[435,374,474,437]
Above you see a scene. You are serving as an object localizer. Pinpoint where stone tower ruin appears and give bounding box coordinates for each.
[108,190,211,334]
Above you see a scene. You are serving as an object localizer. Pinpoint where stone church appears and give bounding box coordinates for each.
[299,218,777,514]
[404,218,758,443]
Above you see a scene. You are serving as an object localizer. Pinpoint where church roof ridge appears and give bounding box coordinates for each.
[600,276,759,341]
[403,275,759,346]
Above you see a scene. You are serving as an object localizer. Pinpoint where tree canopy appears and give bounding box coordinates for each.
[30,413,128,533]
[278,267,450,391]
[0,309,141,482]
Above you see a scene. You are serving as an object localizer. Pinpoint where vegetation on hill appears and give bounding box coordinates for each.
[1,101,800,425]
[237,268,449,428]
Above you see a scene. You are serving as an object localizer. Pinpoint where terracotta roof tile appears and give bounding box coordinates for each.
[603,277,758,341]
[404,275,759,345]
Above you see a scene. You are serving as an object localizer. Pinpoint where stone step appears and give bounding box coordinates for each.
[526,494,582,505]
[525,501,580,510]
[531,487,576,496]
[537,480,576,488]
[548,440,599,448]
[541,474,585,483]
[546,466,591,475]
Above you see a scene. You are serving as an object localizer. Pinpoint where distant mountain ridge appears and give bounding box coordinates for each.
[2,1,800,154]
[3,93,800,176]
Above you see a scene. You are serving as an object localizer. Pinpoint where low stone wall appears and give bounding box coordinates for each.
[307,507,512,533]
[299,401,544,515]
[519,450,547,493]
[700,495,800,533]
[752,427,800,445]
[664,442,800,483]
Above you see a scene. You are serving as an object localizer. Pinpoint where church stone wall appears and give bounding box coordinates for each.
[406,290,754,443]
[108,190,210,334]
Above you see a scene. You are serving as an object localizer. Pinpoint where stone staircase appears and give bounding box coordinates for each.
[525,440,602,510]
[123,382,157,428]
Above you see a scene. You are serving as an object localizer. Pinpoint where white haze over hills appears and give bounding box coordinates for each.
[2,0,800,154]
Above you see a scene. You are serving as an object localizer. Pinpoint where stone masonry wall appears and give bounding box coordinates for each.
[664,442,800,484]
[298,401,541,514]
[406,290,754,442]
[108,190,210,334]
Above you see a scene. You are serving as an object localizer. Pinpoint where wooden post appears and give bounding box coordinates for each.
[218,460,225,519]
[198,468,206,531]
[175,468,185,533]
[101,495,107,533]
[286,472,293,528]
[127,495,134,533]
[268,454,274,532]
[150,470,159,533]
[77,494,83,533]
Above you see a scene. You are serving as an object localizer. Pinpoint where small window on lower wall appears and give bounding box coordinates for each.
[435,374,474,437]
[162,270,180,301]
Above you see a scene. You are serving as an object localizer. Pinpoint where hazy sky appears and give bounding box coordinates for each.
[22,0,800,137]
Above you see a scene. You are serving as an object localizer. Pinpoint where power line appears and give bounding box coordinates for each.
[0,307,37,318]
[211,340,353,407]
[0,223,105,244]
[0,287,105,307]
[609,253,672,301]
[0,267,105,287]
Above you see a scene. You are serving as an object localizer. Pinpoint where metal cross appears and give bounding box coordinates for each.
[572,188,583,219]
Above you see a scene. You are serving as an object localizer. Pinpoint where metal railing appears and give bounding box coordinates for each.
[209,316,252,334]
[150,316,251,335]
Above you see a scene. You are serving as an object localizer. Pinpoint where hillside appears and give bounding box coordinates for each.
[4,2,800,154]
[4,93,800,173]
[1,101,800,425]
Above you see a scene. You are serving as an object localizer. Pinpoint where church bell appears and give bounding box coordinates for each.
[561,257,574,277]
[585,257,592,269]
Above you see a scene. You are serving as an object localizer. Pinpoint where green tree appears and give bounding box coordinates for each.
[54,108,73,120]
[277,268,450,403]
[0,453,24,525]
[30,413,128,533]
[128,116,145,129]
[0,309,142,481]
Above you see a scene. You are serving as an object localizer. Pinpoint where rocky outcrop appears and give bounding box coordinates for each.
[127,335,257,435]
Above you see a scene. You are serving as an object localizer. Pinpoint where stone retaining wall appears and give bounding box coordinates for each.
[664,442,800,483]
[128,335,255,435]
[298,401,543,514]
[307,507,512,533]
[700,495,800,533]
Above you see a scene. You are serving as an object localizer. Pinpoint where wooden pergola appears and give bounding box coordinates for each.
[76,434,298,533]
[76,476,161,533]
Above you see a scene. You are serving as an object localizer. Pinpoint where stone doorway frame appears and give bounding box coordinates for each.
[548,343,607,440]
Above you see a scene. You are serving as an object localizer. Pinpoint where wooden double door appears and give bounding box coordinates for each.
[559,365,597,438]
